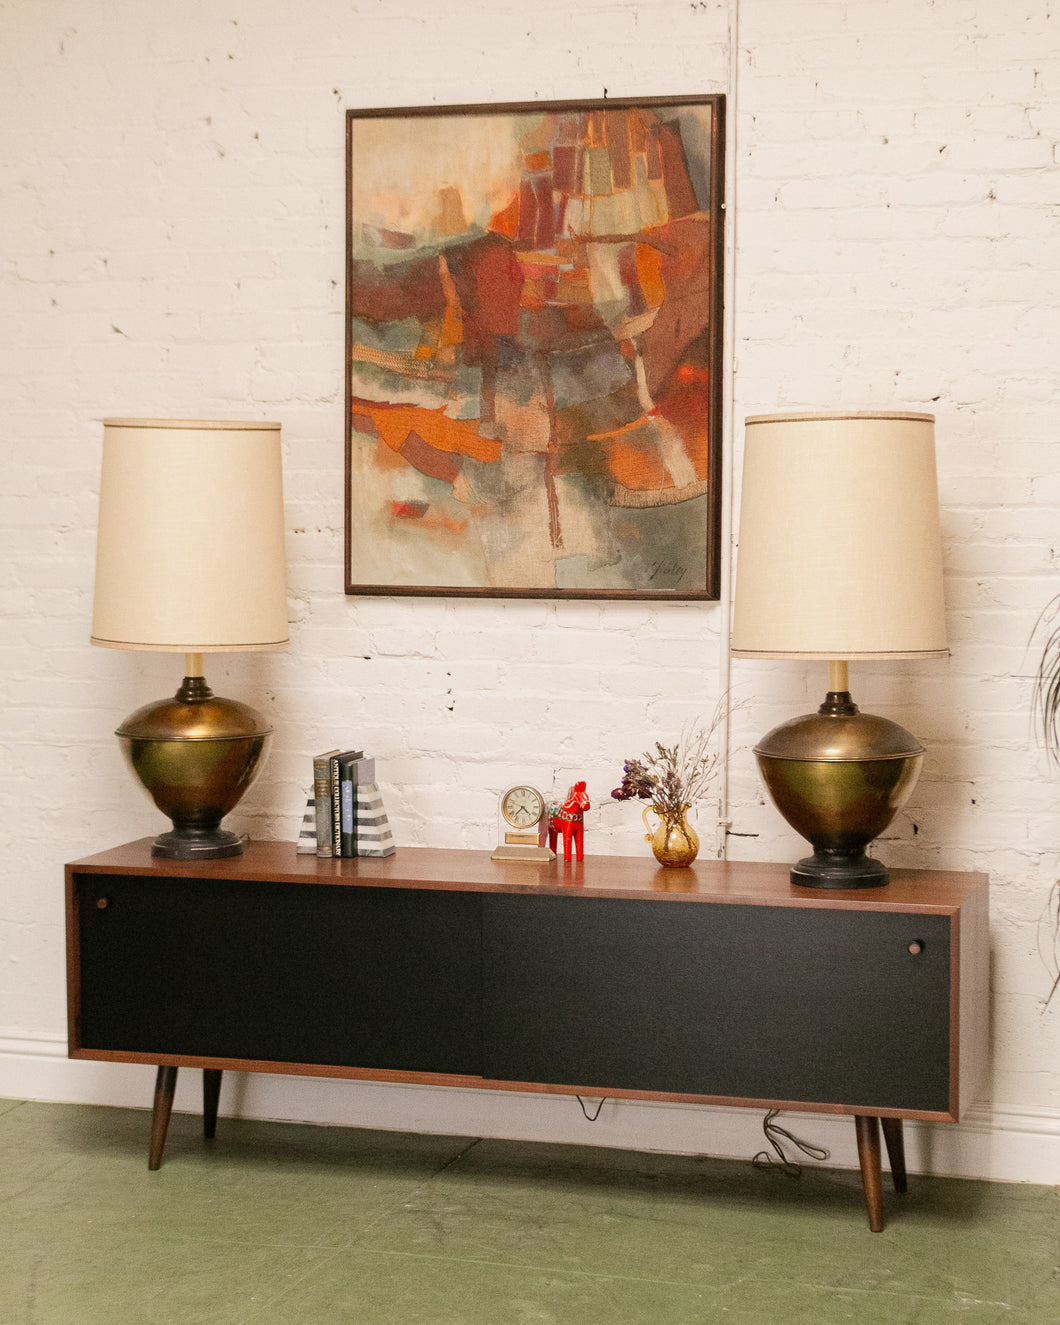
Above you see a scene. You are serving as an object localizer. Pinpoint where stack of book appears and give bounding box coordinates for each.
[295,749,395,858]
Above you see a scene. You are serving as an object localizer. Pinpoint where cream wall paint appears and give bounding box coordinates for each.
[2,0,1059,1179]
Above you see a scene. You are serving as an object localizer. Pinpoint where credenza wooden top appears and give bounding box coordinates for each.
[67,840,987,914]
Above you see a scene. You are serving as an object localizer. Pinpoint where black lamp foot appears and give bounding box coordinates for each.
[791,849,889,889]
[151,827,244,860]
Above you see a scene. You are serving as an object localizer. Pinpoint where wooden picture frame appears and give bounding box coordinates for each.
[345,94,726,600]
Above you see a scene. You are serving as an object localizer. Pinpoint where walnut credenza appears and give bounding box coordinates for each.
[65,841,989,1231]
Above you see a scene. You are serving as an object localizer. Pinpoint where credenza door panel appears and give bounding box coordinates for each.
[76,874,482,1074]
[482,894,951,1111]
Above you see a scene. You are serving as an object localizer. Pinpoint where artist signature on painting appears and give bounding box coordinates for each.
[647,559,686,583]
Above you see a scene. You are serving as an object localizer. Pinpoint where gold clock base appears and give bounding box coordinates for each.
[491,845,556,863]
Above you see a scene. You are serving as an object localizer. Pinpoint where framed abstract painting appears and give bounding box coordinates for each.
[345,94,726,600]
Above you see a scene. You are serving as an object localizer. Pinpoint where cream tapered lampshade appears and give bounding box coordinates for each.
[92,418,288,861]
[731,411,947,661]
[92,419,288,652]
[731,411,948,889]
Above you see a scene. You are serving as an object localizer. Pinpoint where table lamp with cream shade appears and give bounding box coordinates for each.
[92,418,288,860]
[731,411,948,888]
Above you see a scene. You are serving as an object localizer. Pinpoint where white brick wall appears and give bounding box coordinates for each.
[2,0,1059,1171]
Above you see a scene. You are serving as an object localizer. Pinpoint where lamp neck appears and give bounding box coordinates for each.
[828,659,849,692]
[818,690,860,717]
[175,675,214,704]
[822,659,857,713]
[177,653,210,702]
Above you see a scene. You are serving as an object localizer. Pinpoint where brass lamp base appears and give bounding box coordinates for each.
[151,827,245,861]
[116,675,272,860]
[754,690,924,890]
[790,848,891,889]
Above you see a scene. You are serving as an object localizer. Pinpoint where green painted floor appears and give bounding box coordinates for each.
[1,1098,1058,1324]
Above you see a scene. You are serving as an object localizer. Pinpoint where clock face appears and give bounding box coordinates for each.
[501,785,545,829]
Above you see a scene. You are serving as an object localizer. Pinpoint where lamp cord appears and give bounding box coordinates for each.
[752,1110,830,1179]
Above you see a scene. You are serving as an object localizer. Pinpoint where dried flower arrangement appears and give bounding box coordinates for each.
[1033,595,1060,770]
[611,706,725,814]
[1032,595,1060,1006]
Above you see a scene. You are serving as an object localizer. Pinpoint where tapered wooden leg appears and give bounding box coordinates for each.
[881,1117,908,1194]
[203,1069,223,1140]
[148,1065,178,1171]
[854,1114,885,1232]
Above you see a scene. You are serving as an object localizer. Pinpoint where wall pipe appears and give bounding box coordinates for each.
[714,0,741,858]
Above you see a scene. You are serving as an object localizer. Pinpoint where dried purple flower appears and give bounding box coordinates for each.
[612,705,725,815]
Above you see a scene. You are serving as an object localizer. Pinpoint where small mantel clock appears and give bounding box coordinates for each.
[491,784,555,863]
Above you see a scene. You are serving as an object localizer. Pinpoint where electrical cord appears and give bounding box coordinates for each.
[752,1109,829,1179]
[576,1096,606,1122]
